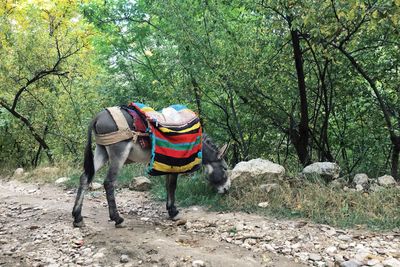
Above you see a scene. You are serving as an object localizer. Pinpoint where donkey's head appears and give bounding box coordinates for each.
[202,135,230,194]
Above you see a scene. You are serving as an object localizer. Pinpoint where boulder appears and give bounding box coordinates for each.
[129,176,152,191]
[302,162,340,182]
[377,175,396,187]
[55,177,69,184]
[353,173,369,186]
[13,168,24,177]
[230,158,285,182]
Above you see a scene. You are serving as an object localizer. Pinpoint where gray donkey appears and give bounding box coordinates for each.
[72,107,230,227]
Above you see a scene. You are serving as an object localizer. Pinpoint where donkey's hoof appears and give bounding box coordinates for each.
[115,217,124,227]
[73,220,85,228]
[168,209,179,219]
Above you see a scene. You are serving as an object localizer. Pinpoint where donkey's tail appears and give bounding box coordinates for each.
[83,120,95,184]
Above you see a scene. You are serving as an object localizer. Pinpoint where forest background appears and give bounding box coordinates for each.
[1,0,400,182]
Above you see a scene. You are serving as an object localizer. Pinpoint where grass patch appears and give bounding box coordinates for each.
[227,179,400,230]
[149,172,227,210]
[149,173,400,230]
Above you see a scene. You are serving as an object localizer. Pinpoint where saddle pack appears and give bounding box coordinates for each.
[127,103,202,176]
[95,103,202,176]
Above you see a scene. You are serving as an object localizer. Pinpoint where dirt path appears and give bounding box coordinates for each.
[0,179,304,267]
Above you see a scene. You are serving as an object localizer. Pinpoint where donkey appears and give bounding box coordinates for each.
[72,107,230,227]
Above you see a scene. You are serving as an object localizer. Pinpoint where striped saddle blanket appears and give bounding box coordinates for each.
[128,103,202,176]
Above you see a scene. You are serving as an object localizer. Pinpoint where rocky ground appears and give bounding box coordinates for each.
[0,179,399,267]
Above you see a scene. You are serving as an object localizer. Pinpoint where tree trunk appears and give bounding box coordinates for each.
[390,137,400,180]
[335,46,400,180]
[290,28,310,166]
[190,76,204,126]
[0,101,54,164]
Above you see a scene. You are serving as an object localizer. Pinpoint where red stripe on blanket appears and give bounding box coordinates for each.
[153,130,200,144]
[155,143,202,158]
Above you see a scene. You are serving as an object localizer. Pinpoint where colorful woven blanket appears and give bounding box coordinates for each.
[128,103,202,176]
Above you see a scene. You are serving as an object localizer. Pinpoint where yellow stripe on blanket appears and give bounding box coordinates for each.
[158,122,201,133]
[152,158,202,173]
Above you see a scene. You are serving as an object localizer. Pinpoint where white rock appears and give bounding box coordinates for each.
[129,176,152,191]
[93,252,105,259]
[302,162,340,181]
[230,158,285,181]
[257,202,269,208]
[261,243,275,252]
[309,253,322,261]
[296,252,309,261]
[340,260,361,267]
[377,175,396,186]
[13,168,24,177]
[338,235,352,241]
[353,173,369,185]
[192,259,206,267]
[355,184,364,191]
[120,254,129,263]
[55,177,69,184]
[325,246,337,255]
[90,182,102,190]
[382,258,400,267]
[367,259,380,266]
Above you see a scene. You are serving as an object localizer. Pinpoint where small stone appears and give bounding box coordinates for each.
[192,260,205,267]
[90,182,102,190]
[257,202,269,208]
[355,184,363,191]
[309,253,322,261]
[13,168,24,177]
[382,258,400,267]
[93,252,105,259]
[55,177,69,184]
[325,246,337,255]
[129,176,152,191]
[367,259,380,266]
[261,243,275,252]
[338,235,352,241]
[340,260,361,267]
[120,254,130,263]
[296,252,309,261]
[353,173,369,186]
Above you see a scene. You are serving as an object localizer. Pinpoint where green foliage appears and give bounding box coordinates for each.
[1,0,400,179]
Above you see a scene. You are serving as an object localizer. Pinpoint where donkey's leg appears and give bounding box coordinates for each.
[72,145,108,227]
[72,173,89,227]
[165,174,179,218]
[104,142,131,227]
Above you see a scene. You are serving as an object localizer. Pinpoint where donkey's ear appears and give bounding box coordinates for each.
[217,142,230,159]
